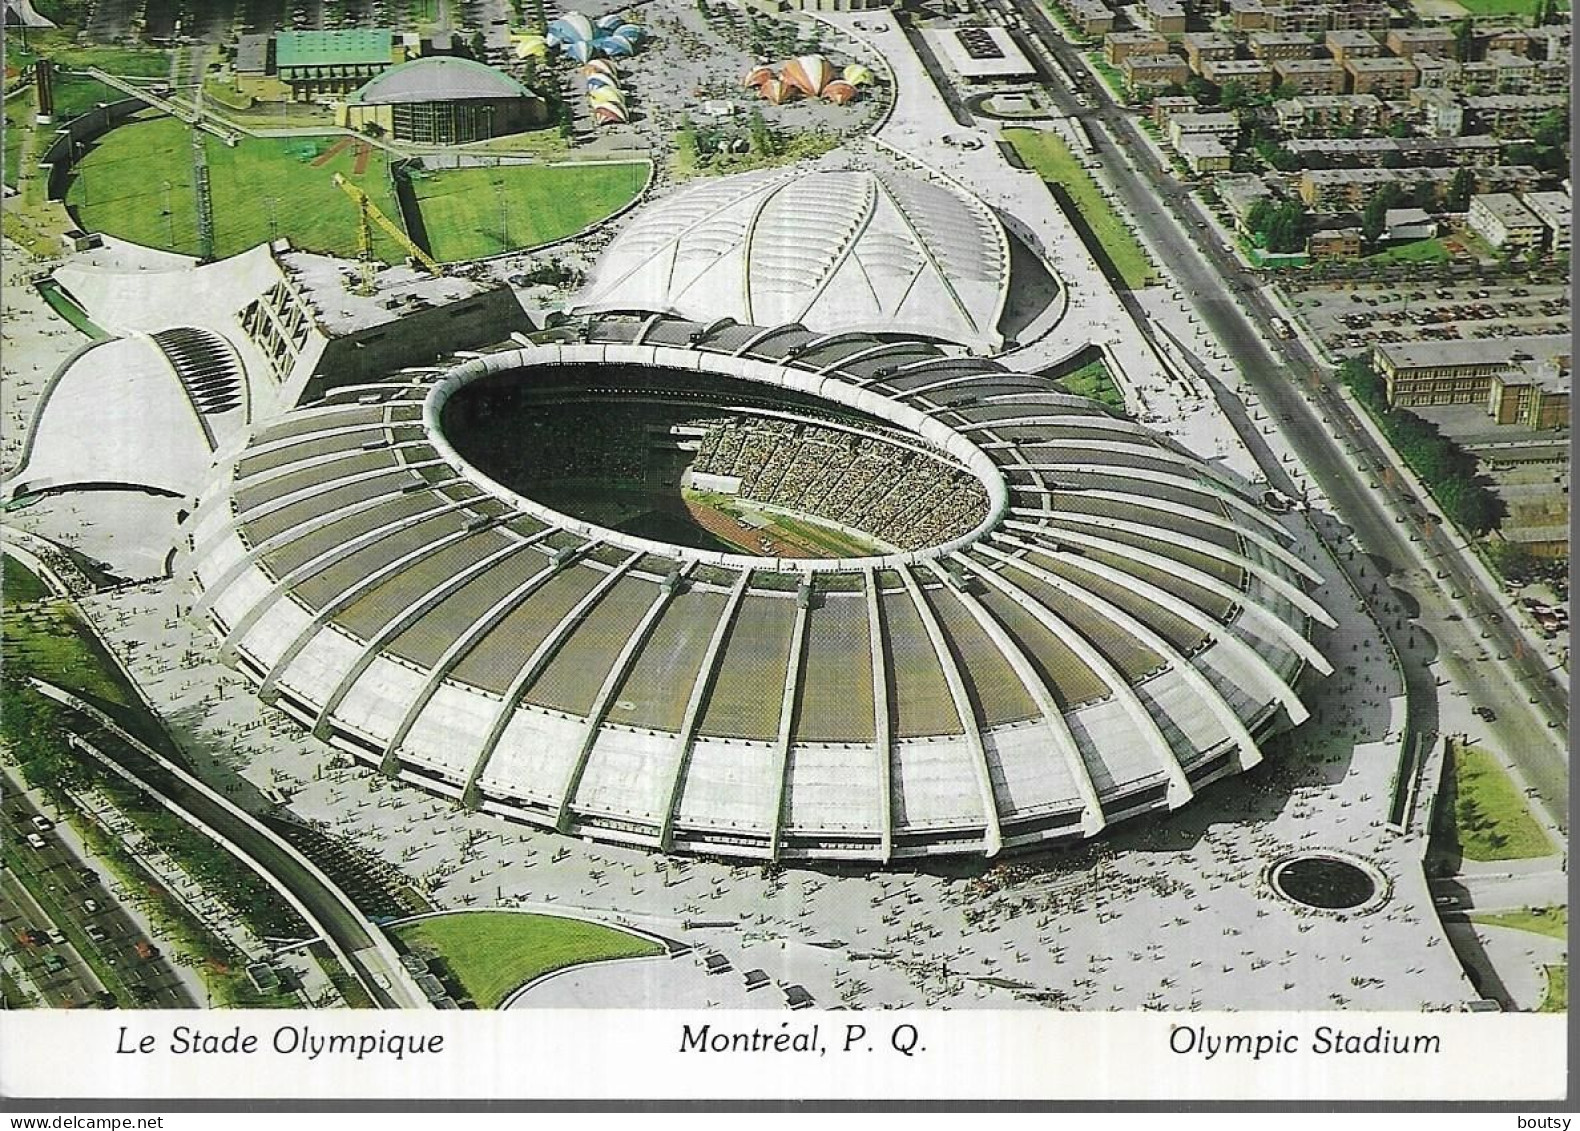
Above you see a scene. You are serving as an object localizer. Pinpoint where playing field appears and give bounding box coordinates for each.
[66,115,408,262]
[406,160,649,261]
[392,911,664,1008]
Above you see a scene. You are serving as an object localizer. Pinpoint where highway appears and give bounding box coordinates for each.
[3,770,196,1008]
[32,684,425,1008]
[997,0,1568,829]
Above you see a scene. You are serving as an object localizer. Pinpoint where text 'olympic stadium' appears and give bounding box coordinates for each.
[187,311,1334,865]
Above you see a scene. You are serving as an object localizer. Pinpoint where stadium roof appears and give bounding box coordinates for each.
[275,28,394,69]
[188,314,1330,865]
[349,56,536,105]
[575,168,1011,354]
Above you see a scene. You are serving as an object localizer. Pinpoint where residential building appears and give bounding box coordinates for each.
[1298,164,1539,209]
[1202,57,1275,92]
[1105,30,1168,63]
[1123,53,1190,89]
[1307,226,1363,258]
[1176,133,1235,173]
[1216,174,1274,233]
[1324,29,1382,63]
[1142,0,1187,34]
[1520,190,1571,252]
[1182,32,1238,73]
[1261,0,1391,34]
[1169,111,1241,146]
[1283,134,1502,168]
[1463,93,1570,137]
[1344,56,1417,97]
[1151,94,1199,128]
[1481,27,1530,56]
[1467,191,1544,251]
[1228,0,1270,31]
[1068,0,1116,37]
[1385,27,1455,58]
[1248,30,1316,60]
[1274,92,1386,134]
[1523,24,1571,62]
[1272,57,1347,93]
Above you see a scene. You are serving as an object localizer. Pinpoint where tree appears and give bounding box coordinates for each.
[1446,167,1475,211]
[1533,107,1569,149]
[1263,200,1308,253]
[746,107,773,157]
[1453,16,1475,62]
[1362,183,1402,244]
[1218,80,1249,110]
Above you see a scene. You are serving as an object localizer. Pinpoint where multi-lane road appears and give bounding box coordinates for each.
[996,0,1568,829]
[3,771,197,1008]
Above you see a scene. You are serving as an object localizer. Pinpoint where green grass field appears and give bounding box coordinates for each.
[1447,743,1554,861]
[2,555,51,605]
[1003,127,1155,290]
[392,911,663,1007]
[1056,358,1127,413]
[1366,238,1452,266]
[408,161,648,261]
[1470,906,1567,942]
[67,116,408,262]
[4,86,33,189]
[1542,965,1566,1012]
[1437,0,1565,16]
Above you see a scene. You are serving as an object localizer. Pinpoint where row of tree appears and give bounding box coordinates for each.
[1337,358,1503,534]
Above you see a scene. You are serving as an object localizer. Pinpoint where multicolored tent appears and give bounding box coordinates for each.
[546,11,645,62]
[781,54,833,97]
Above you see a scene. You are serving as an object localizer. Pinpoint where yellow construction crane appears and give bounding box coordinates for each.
[332,173,443,294]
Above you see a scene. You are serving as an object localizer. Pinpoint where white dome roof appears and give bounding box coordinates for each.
[575,168,1010,353]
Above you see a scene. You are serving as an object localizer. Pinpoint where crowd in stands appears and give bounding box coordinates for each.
[445,390,988,552]
[692,415,986,551]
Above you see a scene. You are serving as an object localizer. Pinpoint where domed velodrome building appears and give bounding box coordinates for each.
[574,167,1011,355]
[185,301,1334,863]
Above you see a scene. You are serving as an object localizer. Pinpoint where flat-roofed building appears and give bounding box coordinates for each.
[1298,164,1539,209]
[1142,0,1187,33]
[272,28,400,100]
[1374,334,1570,416]
[1176,133,1234,173]
[1263,0,1390,34]
[1202,57,1275,92]
[1284,134,1502,168]
[1272,57,1346,93]
[1169,110,1240,141]
[1182,32,1238,72]
[1229,0,1269,30]
[1249,30,1317,60]
[1105,30,1168,63]
[1386,27,1455,58]
[925,26,1039,83]
[1275,92,1387,134]
[1307,226,1362,258]
[1324,28,1382,63]
[1490,363,1569,430]
[1521,189,1571,252]
[1151,94,1199,127]
[1344,56,1417,97]
[1463,92,1570,137]
[1068,0,1116,37]
[1468,191,1544,250]
[1216,173,1275,232]
[1481,27,1530,56]
[1523,24,1571,61]
[1122,53,1190,89]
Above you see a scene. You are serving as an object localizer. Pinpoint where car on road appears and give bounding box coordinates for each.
[76,867,97,884]
[1473,705,1497,721]
[25,833,46,850]
[41,955,67,974]
[85,925,108,943]
[30,816,52,832]
[134,941,159,960]
[82,899,100,915]
[47,928,66,945]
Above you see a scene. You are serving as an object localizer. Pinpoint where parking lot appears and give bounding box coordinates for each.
[1286,281,1570,359]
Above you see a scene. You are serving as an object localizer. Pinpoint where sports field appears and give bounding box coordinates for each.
[1002,127,1155,290]
[66,116,408,262]
[406,160,648,261]
[392,911,664,1007]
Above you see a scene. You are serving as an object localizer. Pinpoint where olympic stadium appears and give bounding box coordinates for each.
[20,162,1333,865]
